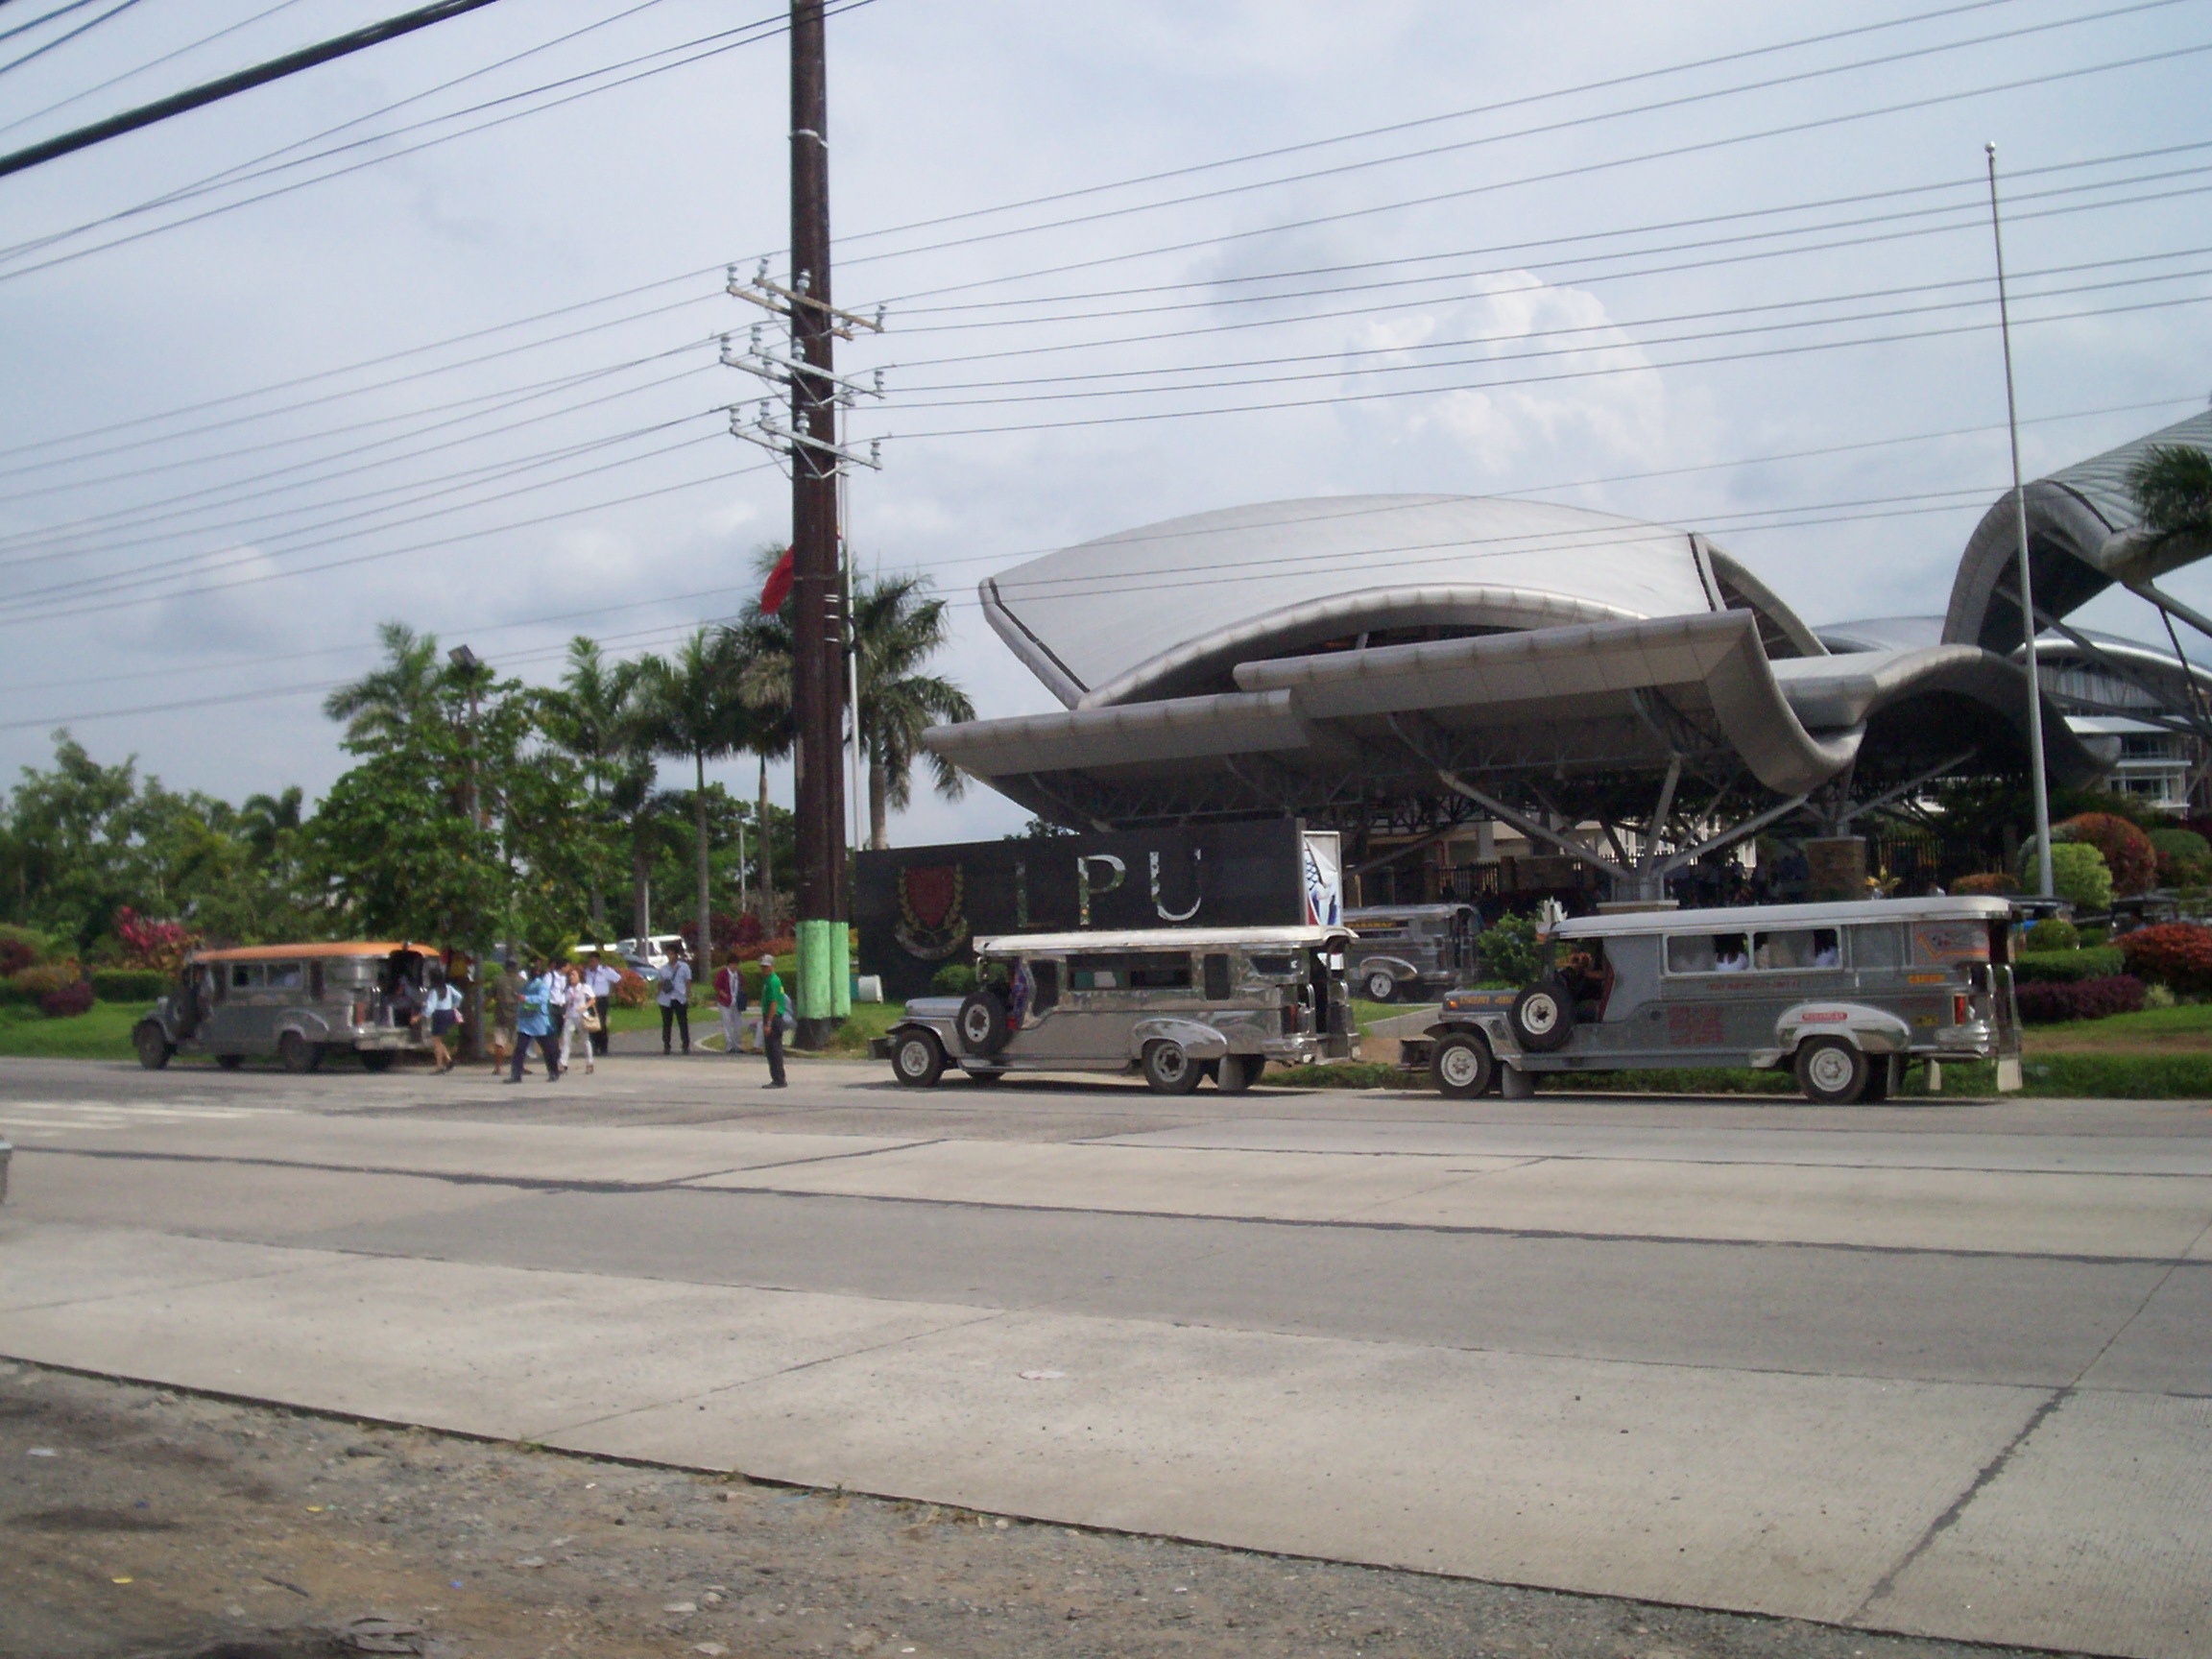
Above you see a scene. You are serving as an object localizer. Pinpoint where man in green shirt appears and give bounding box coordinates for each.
[757,953,787,1088]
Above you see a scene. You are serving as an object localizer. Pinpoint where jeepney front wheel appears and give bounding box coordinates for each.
[1794,1037,1870,1105]
[132,1022,173,1070]
[1142,1040,1203,1095]
[1363,969,1397,1002]
[278,1031,324,1075]
[892,1030,946,1089]
[1431,1031,1495,1098]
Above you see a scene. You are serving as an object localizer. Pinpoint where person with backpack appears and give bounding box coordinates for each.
[713,950,747,1057]
[506,958,560,1083]
[757,952,787,1088]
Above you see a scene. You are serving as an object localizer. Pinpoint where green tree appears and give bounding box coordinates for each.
[639,629,756,957]
[849,572,975,850]
[727,563,799,926]
[536,638,654,937]
[2127,443,2212,549]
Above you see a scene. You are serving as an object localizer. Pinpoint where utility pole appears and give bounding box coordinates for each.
[1986,143,2055,901]
[723,0,884,1047]
[448,644,487,1060]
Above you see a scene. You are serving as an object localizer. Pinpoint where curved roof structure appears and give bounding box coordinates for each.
[1945,407,2212,653]
[982,494,1822,710]
[931,495,2103,836]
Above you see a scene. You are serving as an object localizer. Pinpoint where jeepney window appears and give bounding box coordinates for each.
[1852,924,1903,969]
[1203,953,1232,999]
[228,963,261,991]
[1249,954,1297,977]
[1665,933,1749,974]
[1124,953,1195,992]
[1751,929,1839,970]
[1069,958,1122,991]
[266,962,303,991]
[1029,961,1059,1012]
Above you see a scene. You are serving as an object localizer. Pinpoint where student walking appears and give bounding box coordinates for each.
[584,954,621,1056]
[659,941,693,1055]
[713,951,747,1056]
[507,959,560,1083]
[422,970,465,1074]
[757,952,787,1088]
[557,963,597,1076]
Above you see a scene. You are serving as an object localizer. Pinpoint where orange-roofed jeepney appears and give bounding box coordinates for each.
[133,942,441,1073]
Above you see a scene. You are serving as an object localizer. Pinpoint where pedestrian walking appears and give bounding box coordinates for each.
[713,950,747,1056]
[757,951,787,1088]
[557,963,597,1076]
[659,941,693,1055]
[422,970,465,1074]
[584,953,621,1056]
[507,958,560,1083]
[488,961,518,1077]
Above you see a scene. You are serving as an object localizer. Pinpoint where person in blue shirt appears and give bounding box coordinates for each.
[506,957,561,1083]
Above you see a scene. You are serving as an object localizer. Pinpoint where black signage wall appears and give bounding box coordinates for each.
[856,821,1306,1000]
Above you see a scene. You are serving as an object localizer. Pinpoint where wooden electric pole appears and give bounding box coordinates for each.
[788,0,847,1046]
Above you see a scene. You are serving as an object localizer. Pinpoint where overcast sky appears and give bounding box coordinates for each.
[0,0,2206,845]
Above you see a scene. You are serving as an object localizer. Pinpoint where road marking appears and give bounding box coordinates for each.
[0,1100,272,1135]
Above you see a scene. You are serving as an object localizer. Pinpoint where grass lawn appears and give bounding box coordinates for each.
[0,1000,147,1061]
[2026,1000,2212,1052]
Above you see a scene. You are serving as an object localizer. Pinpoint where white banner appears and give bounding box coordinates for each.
[1302,830,1343,926]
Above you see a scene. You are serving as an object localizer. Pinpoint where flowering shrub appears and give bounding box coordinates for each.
[0,939,34,977]
[1952,871,2018,897]
[611,969,652,1008]
[110,905,198,971]
[2057,813,2157,897]
[37,980,96,1019]
[2114,923,2212,995]
[2014,974,2146,1024]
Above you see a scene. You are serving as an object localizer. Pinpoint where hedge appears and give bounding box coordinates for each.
[2115,924,2212,996]
[2023,918,2080,951]
[2011,947,2126,984]
[89,967,168,1003]
[2014,974,2146,1024]
[38,981,95,1019]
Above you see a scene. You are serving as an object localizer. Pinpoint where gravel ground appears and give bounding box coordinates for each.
[0,1363,2062,1659]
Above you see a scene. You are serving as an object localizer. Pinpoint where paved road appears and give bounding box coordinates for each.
[2,1054,2207,1658]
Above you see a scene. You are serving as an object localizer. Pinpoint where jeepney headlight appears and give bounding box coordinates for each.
[1953,994,1969,1024]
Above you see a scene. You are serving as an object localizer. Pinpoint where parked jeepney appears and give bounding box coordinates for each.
[1345,902,1480,1002]
[1396,897,2022,1104]
[874,925,1358,1093]
[133,942,441,1073]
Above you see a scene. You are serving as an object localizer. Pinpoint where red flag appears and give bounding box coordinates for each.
[758,545,795,614]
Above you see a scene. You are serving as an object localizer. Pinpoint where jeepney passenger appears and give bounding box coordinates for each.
[1715,938,1748,973]
[1813,930,1840,968]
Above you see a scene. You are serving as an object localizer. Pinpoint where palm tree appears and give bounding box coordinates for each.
[726,567,798,926]
[639,629,755,962]
[2128,444,2212,550]
[323,622,446,747]
[851,573,974,850]
[538,638,653,935]
[237,786,303,861]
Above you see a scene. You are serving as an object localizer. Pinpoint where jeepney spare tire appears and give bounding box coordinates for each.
[891,1029,945,1088]
[1509,980,1575,1052]
[1142,1040,1203,1095]
[359,1050,396,1073]
[278,1030,323,1075]
[955,990,1010,1056]
[1215,1054,1261,1094]
[1431,1031,1495,1098]
[132,1022,173,1070]
[1363,969,1397,1002]
[1794,1036,1870,1105]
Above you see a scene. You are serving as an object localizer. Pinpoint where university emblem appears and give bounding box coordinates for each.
[895,863,969,959]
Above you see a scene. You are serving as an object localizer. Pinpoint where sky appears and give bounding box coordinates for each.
[0,0,2207,848]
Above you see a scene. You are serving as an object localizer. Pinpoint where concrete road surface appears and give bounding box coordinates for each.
[1,1053,2206,1658]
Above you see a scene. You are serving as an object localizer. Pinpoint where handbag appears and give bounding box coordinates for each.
[578,1002,602,1033]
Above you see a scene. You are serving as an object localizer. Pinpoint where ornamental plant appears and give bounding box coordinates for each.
[2013,974,2146,1024]
[2057,813,2157,897]
[110,905,198,972]
[38,981,95,1019]
[2148,827,2212,887]
[1952,871,2018,897]
[0,939,33,977]
[10,961,81,1000]
[611,969,652,1008]
[1478,913,1546,986]
[2021,841,2112,914]
[2024,917,2080,951]
[2114,923,2212,995]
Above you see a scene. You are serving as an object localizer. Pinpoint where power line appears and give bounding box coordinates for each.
[0,0,141,78]
[0,0,510,180]
[0,0,311,139]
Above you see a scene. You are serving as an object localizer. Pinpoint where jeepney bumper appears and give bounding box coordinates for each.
[1259,1035,1331,1065]
[348,1029,420,1051]
[869,1036,894,1059]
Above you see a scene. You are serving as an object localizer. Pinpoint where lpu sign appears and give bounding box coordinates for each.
[855,822,1340,1000]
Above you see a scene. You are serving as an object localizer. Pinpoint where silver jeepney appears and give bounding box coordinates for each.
[874,925,1358,1093]
[1396,897,2024,1104]
[134,942,439,1073]
[1345,902,1480,1002]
